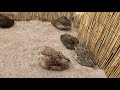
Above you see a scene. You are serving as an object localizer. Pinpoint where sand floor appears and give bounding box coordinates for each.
[0,20,107,78]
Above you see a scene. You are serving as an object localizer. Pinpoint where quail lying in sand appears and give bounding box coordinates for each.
[40,46,70,71]
[75,43,97,68]
[0,14,14,28]
[51,16,71,30]
[60,34,79,50]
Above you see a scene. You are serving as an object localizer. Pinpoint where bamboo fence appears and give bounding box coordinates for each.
[75,12,120,78]
[0,12,74,21]
[0,12,119,78]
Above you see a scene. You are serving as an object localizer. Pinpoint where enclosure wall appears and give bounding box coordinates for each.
[0,12,120,78]
[0,12,74,21]
[75,12,120,78]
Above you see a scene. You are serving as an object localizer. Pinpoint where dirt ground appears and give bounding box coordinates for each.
[0,20,106,78]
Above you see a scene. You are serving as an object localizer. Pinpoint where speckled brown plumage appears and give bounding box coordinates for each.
[0,14,14,28]
[60,34,79,50]
[51,16,71,30]
[75,43,97,68]
[40,46,70,71]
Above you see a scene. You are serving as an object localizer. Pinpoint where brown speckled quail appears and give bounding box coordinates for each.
[60,34,79,50]
[51,16,71,30]
[40,46,70,71]
[75,43,97,68]
[0,14,15,28]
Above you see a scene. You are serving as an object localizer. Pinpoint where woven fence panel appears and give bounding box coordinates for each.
[0,12,74,21]
[0,12,120,78]
[73,12,84,28]
[76,12,120,78]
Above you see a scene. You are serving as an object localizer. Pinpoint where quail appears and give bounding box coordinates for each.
[75,43,97,68]
[0,14,15,28]
[51,16,71,30]
[40,46,70,71]
[60,34,79,50]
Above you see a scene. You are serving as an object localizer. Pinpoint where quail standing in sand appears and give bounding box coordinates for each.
[40,46,70,71]
[0,14,15,28]
[51,16,71,30]
[60,34,79,50]
[75,43,97,68]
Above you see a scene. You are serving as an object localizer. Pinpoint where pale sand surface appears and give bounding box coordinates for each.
[0,20,107,78]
